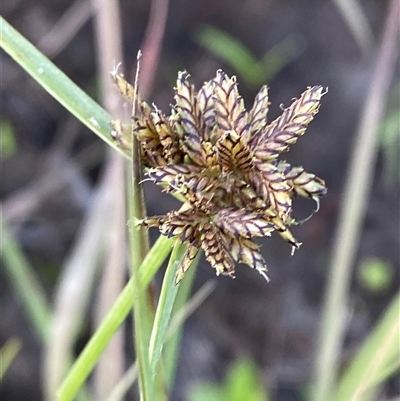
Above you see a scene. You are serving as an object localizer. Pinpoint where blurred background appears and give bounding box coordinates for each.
[1,0,399,400]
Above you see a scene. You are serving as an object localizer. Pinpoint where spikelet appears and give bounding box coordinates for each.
[215,130,254,173]
[278,162,327,198]
[250,86,325,160]
[200,222,236,277]
[197,79,215,140]
[176,243,200,283]
[229,236,269,281]
[248,85,270,141]
[213,208,274,239]
[111,68,134,103]
[212,70,249,139]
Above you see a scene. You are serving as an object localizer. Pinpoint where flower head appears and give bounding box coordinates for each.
[112,69,327,282]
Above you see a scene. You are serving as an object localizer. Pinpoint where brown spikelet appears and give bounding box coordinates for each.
[133,116,165,167]
[212,70,249,138]
[249,162,293,219]
[111,70,134,103]
[200,222,236,277]
[152,109,183,164]
[215,130,254,173]
[172,75,214,168]
[174,71,201,138]
[176,243,200,283]
[158,209,202,241]
[148,164,219,195]
[213,208,274,238]
[229,236,269,281]
[250,86,325,160]
[278,162,327,200]
[248,85,270,141]
[148,164,203,185]
[197,80,215,139]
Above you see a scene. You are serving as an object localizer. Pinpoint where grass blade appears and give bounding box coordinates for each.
[332,0,374,54]
[0,16,128,159]
[0,339,22,381]
[196,25,264,87]
[164,253,201,387]
[149,242,186,376]
[331,292,400,401]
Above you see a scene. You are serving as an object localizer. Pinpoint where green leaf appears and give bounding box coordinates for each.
[149,242,186,376]
[163,253,200,387]
[196,25,265,87]
[331,291,400,401]
[0,17,128,159]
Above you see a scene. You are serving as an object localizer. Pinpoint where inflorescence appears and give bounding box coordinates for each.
[111,69,327,283]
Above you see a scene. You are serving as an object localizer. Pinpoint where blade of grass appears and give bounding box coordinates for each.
[332,0,374,55]
[313,1,399,399]
[259,34,305,84]
[0,339,22,381]
[0,17,128,159]
[148,242,186,377]
[163,253,201,387]
[331,292,400,401]
[57,235,173,401]
[0,214,50,342]
[196,25,265,87]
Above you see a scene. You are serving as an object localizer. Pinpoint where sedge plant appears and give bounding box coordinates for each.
[1,13,398,401]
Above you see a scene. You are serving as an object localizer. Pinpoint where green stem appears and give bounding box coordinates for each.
[57,235,173,401]
[127,169,153,401]
[0,339,22,381]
